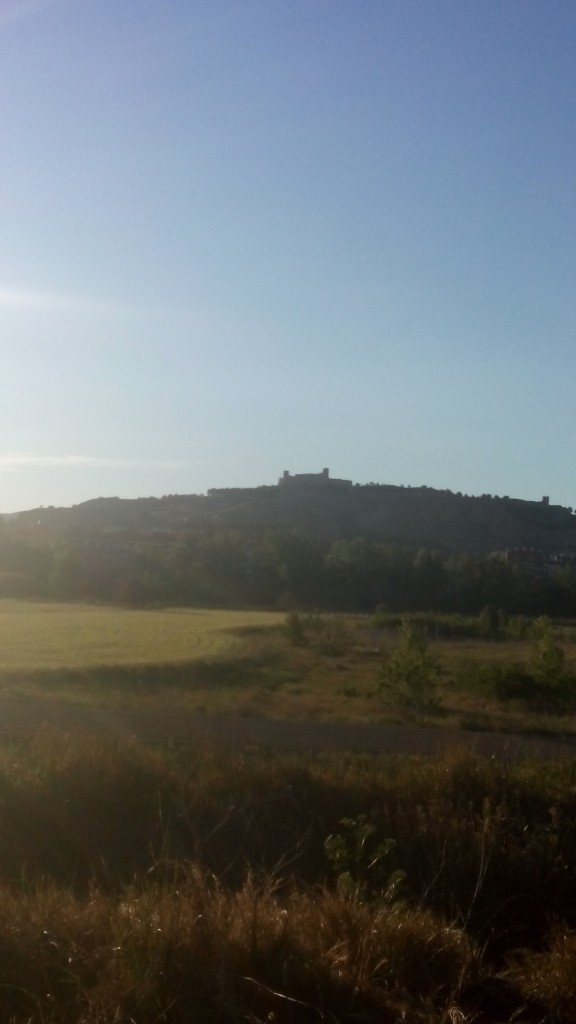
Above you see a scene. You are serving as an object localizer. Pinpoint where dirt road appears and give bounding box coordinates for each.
[0,700,575,761]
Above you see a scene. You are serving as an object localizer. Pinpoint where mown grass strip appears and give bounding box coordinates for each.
[0,602,283,670]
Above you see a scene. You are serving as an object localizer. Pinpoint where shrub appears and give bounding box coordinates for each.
[529,616,566,683]
[378,619,440,710]
[324,814,403,902]
[478,604,505,640]
[284,610,307,646]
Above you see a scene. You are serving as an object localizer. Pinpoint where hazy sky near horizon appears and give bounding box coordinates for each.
[2,0,576,512]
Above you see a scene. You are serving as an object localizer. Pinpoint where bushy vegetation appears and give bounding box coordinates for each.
[372,605,536,640]
[0,732,574,1019]
[454,615,576,715]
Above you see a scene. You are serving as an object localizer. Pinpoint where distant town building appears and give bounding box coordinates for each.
[500,548,576,580]
[546,553,576,578]
[505,548,545,579]
[278,468,353,490]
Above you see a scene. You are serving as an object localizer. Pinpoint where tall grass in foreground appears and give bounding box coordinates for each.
[0,872,479,1023]
[0,731,576,1019]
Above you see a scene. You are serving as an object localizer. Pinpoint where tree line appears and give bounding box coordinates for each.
[0,523,576,616]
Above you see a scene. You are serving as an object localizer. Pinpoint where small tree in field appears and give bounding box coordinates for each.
[284,610,307,646]
[529,616,565,684]
[378,619,440,710]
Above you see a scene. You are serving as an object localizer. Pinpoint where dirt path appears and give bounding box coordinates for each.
[0,700,575,761]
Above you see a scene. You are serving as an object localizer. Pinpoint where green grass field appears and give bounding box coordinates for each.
[0,601,284,670]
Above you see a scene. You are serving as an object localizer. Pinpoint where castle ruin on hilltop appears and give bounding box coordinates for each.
[278,468,353,490]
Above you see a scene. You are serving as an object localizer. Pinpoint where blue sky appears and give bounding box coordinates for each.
[1,0,576,511]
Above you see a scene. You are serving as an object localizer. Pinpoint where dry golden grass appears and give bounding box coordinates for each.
[0,871,480,1023]
[0,732,572,1020]
[505,929,576,1022]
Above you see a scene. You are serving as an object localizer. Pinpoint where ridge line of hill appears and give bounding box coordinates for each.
[6,478,576,555]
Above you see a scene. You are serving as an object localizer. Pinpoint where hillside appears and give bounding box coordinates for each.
[8,475,576,554]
